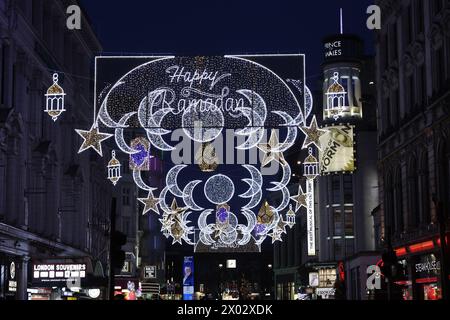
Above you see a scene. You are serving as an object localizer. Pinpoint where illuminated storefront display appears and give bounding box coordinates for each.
[28,259,107,300]
[394,236,449,300]
[32,263,87,283]
[314,266,338,300]
[1,258,19,299]
[319,125,355,174]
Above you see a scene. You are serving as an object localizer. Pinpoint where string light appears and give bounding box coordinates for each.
[73,55,325,249]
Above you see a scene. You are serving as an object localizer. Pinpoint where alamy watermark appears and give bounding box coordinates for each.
[66,5,81,30]
[367,5,381,30]
[366,265,382,290]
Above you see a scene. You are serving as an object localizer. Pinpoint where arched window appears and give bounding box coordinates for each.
[419,152,431,224]
[407,158,420,228]
[384,171,395,232]
[437,141,450,220]
[394,167,404,233]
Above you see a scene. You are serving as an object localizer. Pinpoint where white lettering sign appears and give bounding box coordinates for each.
[324,41,343,58]
[415,261,440,274]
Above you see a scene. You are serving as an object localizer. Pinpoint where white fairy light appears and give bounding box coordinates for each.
[182,180,204,211]
[132,169,157,192]
[85,54,321,249]
[204,174,235,205]
[166,165,187,197]
[270,111,298,153]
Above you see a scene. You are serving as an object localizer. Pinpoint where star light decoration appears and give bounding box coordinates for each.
[291,185,308,212]
[76,123,113,157]
[258,131,287,167]
[299,116,328,151]
[159,199,194,245]
[138,190,161,215]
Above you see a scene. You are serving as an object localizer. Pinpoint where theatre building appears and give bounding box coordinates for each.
[312,30,379,300]
[273,30,379,300]
[374,0,450,300]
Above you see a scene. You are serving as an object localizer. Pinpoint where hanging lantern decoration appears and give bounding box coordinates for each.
[303,148,319,180]
[325,72,347,121]
[129,137,152,171]
[286,204,296,229]
[44,73,66,122]
[196,142,219,172]
[107,150,122,186]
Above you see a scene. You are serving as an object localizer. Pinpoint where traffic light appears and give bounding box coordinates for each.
[111,230,127,270]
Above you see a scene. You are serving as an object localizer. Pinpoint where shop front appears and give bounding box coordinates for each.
[29,258,107,300]
[395,235,449,300]
[314,264,338,300]
[0,255,21,300]
[114,277,141,300]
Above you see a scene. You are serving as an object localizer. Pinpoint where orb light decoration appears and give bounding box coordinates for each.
[75,55,321,252]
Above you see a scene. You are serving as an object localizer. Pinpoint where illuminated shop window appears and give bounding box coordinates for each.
[318,268,337,288]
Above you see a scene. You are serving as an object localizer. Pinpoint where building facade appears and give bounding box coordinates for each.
[316,33,380,300]
[375,0,450,300]
[0,0,109,300]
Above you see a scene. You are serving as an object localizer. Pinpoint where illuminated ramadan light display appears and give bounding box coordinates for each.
[72,55,323,252]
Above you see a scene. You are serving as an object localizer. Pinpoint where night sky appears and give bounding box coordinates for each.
[80,0,375,87]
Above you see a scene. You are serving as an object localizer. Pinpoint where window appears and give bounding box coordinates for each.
[385,97,391,131]
[122,188,130,206]
[403,6,413,46]
[32,0,42,32]
[418,65,426,106]
[350,267,361,300]
[414,0,424,34]
[11,64,16,109]
[123,218,130,235]
[344,208,354,236]
[393,89,400,126]
[408,159,420,228]
[346,239,355,257]
[1,44,8,105]
[343,175,353,204]
[334,208,343,236]
[432,0,443,15]
[383,33,389,70]
[334,240,343,261]
[438,143,450,220]
[332,176,341,204]
[406,75,415,113]
[437,47,446,91]
[390,23,398,61]
[318,268,337,288]
[420,154,431,224]
[154,235,159,250]
[394,169,404,233]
